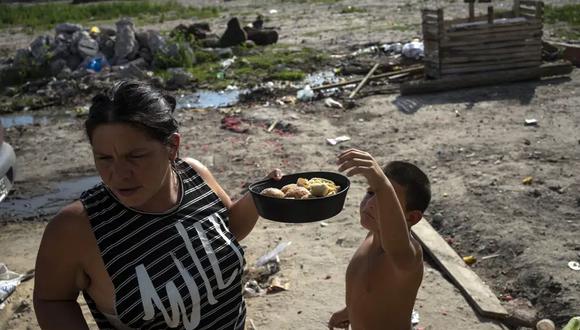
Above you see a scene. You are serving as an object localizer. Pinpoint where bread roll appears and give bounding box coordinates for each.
[310,183,329,197]
[284,186,311,199]
[261,187,285,198]
[281,183,298,194]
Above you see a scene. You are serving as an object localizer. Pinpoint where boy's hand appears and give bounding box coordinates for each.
[337,149,388,191]
[328,307,349,329]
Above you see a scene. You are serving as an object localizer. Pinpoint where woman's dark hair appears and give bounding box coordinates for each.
[383,161,431,213]
[85,80,178,145]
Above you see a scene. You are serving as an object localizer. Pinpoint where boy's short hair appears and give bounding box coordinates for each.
[383,161,431,213]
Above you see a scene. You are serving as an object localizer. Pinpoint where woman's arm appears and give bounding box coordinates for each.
[34,202,90,330]
[184,158,280,241]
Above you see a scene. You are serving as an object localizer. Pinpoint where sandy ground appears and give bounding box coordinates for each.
[1,0,579,329]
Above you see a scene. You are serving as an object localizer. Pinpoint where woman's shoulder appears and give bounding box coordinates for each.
[43,201,91,244]
[181,157,209,174]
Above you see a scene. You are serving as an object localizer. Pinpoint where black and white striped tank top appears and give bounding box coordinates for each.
[80,159,246,330]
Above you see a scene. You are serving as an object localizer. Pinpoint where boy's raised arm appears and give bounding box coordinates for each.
[337,149,416,268]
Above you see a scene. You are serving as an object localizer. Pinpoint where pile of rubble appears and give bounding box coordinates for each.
[0,16,279,90]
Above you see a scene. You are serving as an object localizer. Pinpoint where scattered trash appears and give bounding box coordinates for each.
[324,97,343,109]
[176,89,242,109]
[256,241,292,267]
[266,276,289,294]
[568,261,580,271]
[0,263,29,305]
[480,254,501,261]
[244,279,266,297]
[351,45,379,57]
[380,42,403,55]
[220,116,250,134]
[402,40,424,60]
[412,309,420,325]
[499,293,514,302]
[522,176,534,185]
[221,56,237,70]
[86,56,108,72]
[462,255,477,265]
[267,120,279,132]
[326,135,351,146]
[536,319,557,330]
[320,221,329,227]
[269,9,278,14]
[525,118,538,126]
[563,317,580,330]
[296,85,315,101]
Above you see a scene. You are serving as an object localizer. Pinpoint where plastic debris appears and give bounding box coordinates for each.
[324,97,343,109]
[380,42,403,55]
[402,40,424,60]
[568,261,580,271]
[269,9,278,14]
[463,255,477,265]
[499,293,514,301]
[256,241,292,267]
[0,263,22,304]
[351,46,379,57]
[326,135,351,146]
[525,118,538,126]
[244,280,266,297]
[89,26,101,35]
[522,176,534,185]
[537,319,556,330]
[412,309,420,325]
[296,85,314,101]
[563,317,580,330]
[221,56,237,69]
[266,277,289,294]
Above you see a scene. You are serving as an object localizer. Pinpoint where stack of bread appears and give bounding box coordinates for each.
[260,177,340,199]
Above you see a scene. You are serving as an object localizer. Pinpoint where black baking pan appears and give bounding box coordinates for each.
[248,171,350,223]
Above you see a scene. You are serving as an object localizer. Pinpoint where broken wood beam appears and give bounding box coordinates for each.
[411,218,509,319]
[400,61,573,95]
[311,66,424,91]
[349,63,380,99]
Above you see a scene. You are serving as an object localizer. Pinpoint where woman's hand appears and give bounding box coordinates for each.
[328,307,349,329]
[337,148,389,191]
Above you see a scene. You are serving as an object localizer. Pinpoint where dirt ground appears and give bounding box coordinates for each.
[1,0,579,329]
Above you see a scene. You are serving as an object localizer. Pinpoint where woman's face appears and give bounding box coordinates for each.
[91,123,177,210]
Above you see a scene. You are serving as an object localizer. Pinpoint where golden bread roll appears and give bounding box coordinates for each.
[296,178,310,189]
[310,183,329,197]
[281,183,298,194]
[260,187,285,198]
[284,186,311,199]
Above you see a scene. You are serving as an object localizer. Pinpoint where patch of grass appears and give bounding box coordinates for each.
[280,0,341,4]
[0,1,220,30]
[157,44,329,89]
[545,4,580,27]
[340,6,366,14]
[270,69,305,81]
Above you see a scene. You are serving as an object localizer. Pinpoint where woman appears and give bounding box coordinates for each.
[33,81,281,329]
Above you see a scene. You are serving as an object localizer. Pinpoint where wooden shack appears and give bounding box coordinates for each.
[422,0,544,79]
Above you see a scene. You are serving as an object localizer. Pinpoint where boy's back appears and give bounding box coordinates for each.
[330,149,431,330]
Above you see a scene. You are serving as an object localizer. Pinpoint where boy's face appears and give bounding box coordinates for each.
[359,182,410,231]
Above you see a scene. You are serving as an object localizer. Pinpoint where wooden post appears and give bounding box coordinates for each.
[513,0,521,17]
[437,8,444,78]
[469,2,475,21]
[536,1,544,21]
[487,6,494,24]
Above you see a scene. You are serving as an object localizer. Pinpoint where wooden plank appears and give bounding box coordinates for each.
[441,33,542,47]
[443,46,541,57]
[519,7,539,16]
[487,6,494,24]
[349,63,380,99]
[445,27,542,39]
[447,21,541,34]
[411,219,509,319]
[520,0,539,6]
[401,62,573,95]
[513,0,521,16]
[311,66,424,91]
[441,52,541,64]
[443,40,541,52]
[441,60,541,74]
[442,58,540,71]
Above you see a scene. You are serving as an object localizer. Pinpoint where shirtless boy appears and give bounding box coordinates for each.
[329,149,431,330]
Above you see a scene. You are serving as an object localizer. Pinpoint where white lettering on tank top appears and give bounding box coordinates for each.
[136,215,242,329]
